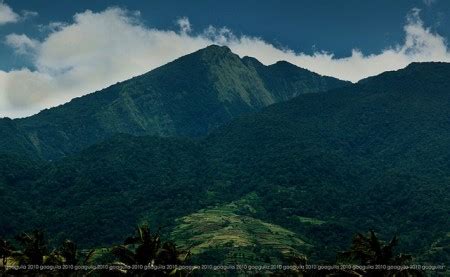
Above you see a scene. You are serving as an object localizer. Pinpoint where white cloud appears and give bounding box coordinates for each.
[177,17,192,34]
[1,7,450,118]
[5,33,39,55]
[21,10,38,20]
[38,21,67,33]
[227,8,450,82]
[0,1,19,25]
[0,2,37,25]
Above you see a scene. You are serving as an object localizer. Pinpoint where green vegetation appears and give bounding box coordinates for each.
[0,46,448,267]
[0,230,95,276]
[201,61,450,262]
[337,231,424,276]
[6,135,213,247]
[295,216,325,225]
[0,226,190,276]
[0,45,347,160]
[0,119,38,159]
[110,225,190,276]
[0,228,427,276]
[171,194,311,265]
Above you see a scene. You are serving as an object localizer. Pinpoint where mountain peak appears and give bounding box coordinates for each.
[273,60,295,66]
[358,61,450,86]
[242,56,263,66]
[197,44,233,58]
[270,60,308,72]
[5,45,347,159]
[204,44,232,52]
[182,44,238,66]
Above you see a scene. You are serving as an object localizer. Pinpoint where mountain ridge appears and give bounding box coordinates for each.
[1,61,450,264]
[1,45,348,160]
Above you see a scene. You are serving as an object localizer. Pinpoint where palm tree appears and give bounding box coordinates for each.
[111,225,190,276]
[47,239,95,267]
[338,230,424,277]
[14,230,49,265]
[1,231,95,276]
[0,238,15,269]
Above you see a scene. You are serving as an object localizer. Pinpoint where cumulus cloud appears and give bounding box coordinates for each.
[1,7,450,118]
[0,1,19,25]
[177,17,192,34]
[5,33,39,55]
[0,2,37,25]
[228,8,450,82]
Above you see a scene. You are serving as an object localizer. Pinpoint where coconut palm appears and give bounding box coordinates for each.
[14,230,49,266]
[338,230,424,277]
[111,225,190,276]
[0,238,15,269]
[47,239,95,267]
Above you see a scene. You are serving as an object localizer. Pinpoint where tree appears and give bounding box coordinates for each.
[338,230,424,277]
[111,225,190,276]
[46,239,95,271]
[2,230,95,276]
[14,230,49,266]
[0,238,15,269]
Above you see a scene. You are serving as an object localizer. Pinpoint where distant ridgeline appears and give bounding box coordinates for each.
[0,45,449,265]
[0,45,347,160]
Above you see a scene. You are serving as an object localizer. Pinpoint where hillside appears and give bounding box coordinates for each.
[0,154,41,235]
[203,61,450,260]
[1,62,449,264]
[171,194,312,265]
[0,119,39,159]
[1,45,347,160]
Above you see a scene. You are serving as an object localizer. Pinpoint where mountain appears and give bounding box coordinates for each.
[1,45,348,160]
[2,62,449,264]
[203,61,450,260]
[171,194,312,265]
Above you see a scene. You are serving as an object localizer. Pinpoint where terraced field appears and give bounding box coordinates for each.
[171,194,312,264]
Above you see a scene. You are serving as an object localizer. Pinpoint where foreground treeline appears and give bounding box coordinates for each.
[0,225,189,276]
[0,227,428,277]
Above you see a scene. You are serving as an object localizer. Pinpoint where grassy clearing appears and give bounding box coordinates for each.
[295,216,326,225]
[171,194,312,264]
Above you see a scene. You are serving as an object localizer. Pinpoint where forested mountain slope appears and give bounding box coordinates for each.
[1,45,347,160]
[1,62,449,263]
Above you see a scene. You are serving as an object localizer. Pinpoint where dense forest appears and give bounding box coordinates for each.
[0,45,347,160]
[0,47,449,274]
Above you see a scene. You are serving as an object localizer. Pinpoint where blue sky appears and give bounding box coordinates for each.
[2,0,449,68]
[1,0,450,117]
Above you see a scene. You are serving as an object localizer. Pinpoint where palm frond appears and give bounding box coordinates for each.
[111,245,136,265]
